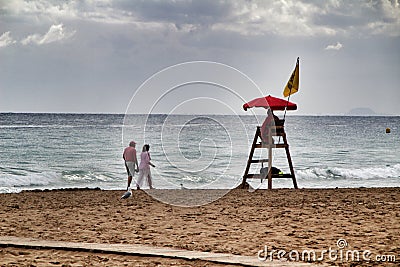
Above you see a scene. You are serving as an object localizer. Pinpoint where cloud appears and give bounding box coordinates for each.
[2,0,400,37]
[0,31,17,48]
[1,0,79,21]
[325,42,343,50]
[21,24,76,45]
[95,1,400,37]
[116,0,337,36]
[312,0,400,37]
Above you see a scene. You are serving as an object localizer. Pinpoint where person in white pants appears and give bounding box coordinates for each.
[136,144,155,189]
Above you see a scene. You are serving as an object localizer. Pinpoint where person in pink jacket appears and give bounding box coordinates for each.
[136,144,155,189]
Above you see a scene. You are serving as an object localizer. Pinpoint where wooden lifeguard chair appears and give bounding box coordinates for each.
[241,119,298,189]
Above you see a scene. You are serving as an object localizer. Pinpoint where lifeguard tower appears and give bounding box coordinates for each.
[241,95,298,189]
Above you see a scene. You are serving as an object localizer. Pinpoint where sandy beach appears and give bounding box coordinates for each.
[0,187,399,266]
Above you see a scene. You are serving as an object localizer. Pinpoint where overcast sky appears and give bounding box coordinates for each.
[1,0,399,115]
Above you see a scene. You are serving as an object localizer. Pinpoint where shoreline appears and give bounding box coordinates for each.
[1,185,399,195]
[1,187,399,266]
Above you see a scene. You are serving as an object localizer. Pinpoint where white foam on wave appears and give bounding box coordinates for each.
[1,164,399,193]
[0,169,125,193]
[0,172,59,187]
[62,172,118,182]
[296,164,400,180]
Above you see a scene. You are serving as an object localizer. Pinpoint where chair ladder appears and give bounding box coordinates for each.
[241,124,298,189]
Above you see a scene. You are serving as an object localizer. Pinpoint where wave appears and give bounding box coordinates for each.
[296,164,400,180]
[0,169,123,193]
[1,164,399,193]
[0,171,60,188]
[62,170,118,182]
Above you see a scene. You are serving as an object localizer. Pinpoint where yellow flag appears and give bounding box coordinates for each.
[283,57,299,97]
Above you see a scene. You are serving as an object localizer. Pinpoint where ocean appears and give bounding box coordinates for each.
[1,113,399,193]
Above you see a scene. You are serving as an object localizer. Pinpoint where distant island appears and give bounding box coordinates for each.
[346,107,377,116]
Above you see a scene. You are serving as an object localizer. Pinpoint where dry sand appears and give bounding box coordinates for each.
[0,187,399,266]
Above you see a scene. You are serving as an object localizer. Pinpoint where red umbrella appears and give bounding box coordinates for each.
[243,95,297,111]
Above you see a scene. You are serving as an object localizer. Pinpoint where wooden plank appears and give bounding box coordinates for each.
[241,127,261,188]
[244,174,262,179]
[250,159,269,163]
[268,135,273,189]
[255,143,287,149]
[0,236,324,267]
[283,134,298,189]
[245,174,293,179]
[272,174,293,178]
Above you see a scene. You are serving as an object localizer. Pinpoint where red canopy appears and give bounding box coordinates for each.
[243,95,297,111]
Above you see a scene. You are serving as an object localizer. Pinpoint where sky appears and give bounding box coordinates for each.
[0,0,399,115]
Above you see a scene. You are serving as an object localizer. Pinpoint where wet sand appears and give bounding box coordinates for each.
[0,187,399,266]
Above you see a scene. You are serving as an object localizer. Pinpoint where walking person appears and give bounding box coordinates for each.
[123,141,139,190]
[136,144,155,189]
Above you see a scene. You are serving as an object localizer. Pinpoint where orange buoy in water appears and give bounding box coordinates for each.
[386,128,391,133]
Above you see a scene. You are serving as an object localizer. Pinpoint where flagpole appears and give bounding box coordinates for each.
[282,90,291,122]
[276,89,291,144]
[282,57,299,122]
[280,57,298,144]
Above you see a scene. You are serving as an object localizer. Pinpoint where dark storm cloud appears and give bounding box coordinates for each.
[311,0,400,34]
[2,1,399,40]
[116,0,233,27]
